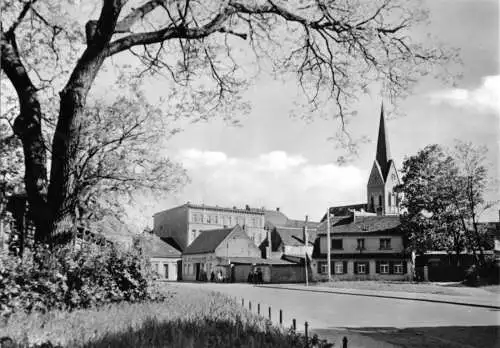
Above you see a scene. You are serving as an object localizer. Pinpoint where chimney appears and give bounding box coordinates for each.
[276,207,280,212]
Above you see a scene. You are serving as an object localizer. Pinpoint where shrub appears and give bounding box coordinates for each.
[0,242,162,318]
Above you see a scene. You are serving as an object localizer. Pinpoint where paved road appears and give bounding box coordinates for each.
[170,282,500,348]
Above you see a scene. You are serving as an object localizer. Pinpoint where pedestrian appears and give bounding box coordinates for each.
[257,268,263,284]
[210,271,215,282]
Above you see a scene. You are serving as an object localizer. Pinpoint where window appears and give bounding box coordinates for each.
[319,262,328,274]
[335,262,344,274]
[380,238,391,250]
[370,196,375,211]
[228,216,233,225]
[394,263,403,274]
[380,262,389,274]
[214,215,219,224]
[164,264,169,279]
[332,239,343,250]
[153,263,159,275]
[357,263,367,274]
[357,238,365,250]
[191,229,197,241]
[388,193,392,207]
[378,195,382,207]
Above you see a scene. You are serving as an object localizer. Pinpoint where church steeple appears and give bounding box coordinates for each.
[375,103,391,180]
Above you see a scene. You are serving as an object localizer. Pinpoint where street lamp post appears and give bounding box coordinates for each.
[327,208,332,282]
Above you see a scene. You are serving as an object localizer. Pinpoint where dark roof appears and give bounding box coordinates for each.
[135,233,181,258]
[275,227,315,247]
[318,215,401,235]
[376,104,392,180]
[183,226,237,255]
[334,215,400,233]
[284,219,320,229]
[264,209,289,227]
[160,237,182,252]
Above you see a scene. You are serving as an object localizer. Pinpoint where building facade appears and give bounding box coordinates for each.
[181,225,261,281]
[153,203,266,251]
[313,213,411,280]
[134,232,182,281]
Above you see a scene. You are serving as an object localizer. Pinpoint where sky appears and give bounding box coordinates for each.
[123,0,499,228]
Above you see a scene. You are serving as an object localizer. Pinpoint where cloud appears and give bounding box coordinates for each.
[429,75,500,114]
[169,149,366,220]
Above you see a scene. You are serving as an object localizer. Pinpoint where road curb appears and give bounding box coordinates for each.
[258,285,500,310]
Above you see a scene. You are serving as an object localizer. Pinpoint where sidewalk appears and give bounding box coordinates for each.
[259,283,500,309]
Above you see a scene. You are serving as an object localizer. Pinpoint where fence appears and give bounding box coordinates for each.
[237,297,348,348]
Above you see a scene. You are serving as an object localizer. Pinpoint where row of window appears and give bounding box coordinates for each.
[330,238,392,250]
[191,213,262,227]
[318,260,406,275]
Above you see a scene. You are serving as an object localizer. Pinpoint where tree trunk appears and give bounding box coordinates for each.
[1,32,51,242]
[47,51,108,240]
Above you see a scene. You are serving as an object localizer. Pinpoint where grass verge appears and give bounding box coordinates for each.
[314,280,492,296]
[1,285,329,347]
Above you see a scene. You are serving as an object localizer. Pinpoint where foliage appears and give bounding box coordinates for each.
[0,0,458,242]
[0,241,162,319]
[1,286,334,347]
[397,141,496,265]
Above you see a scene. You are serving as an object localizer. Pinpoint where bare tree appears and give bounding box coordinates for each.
[1,0,456,243]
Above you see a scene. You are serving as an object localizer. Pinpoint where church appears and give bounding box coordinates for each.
[311,105,412,281]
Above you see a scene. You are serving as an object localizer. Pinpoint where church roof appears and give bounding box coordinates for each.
[376,104,392,181]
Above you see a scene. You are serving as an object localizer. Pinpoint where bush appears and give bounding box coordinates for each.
[0,242,162,318]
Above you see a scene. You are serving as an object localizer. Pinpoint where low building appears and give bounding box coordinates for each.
[312,212,411,281]
[154,203,266,251]
[134,232,182,281]
[181,225,261,281]
[260,226,316,260]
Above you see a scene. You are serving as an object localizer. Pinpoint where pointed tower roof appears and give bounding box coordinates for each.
[375,103,391,180]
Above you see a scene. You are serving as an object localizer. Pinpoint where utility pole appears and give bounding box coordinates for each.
[327,208,332,282]
[304,215,309,286]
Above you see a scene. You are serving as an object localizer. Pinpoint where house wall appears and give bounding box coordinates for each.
[311,258,411,281]
[319,234,404,254]
[284,245,313,258]
[154,206,189,250]
[214,227,261,258]
[270,265,307,283]
[181,253,220,281]
[150,257,180,281]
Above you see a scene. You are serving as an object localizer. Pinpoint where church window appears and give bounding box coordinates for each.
[388,193,392,207]
[378,195,382,207]
[370,196,374,211]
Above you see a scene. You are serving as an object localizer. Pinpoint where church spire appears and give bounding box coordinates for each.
[376,103,391,180]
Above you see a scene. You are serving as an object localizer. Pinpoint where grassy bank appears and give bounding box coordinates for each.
[1,286,324,347]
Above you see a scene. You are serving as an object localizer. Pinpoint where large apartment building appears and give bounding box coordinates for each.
[153,203,266,251]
